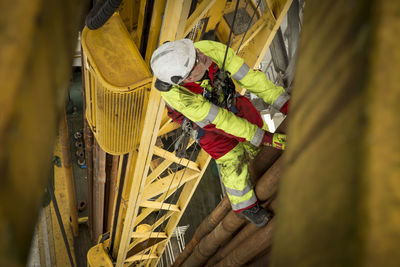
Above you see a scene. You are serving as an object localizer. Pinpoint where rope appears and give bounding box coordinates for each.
[143,143,200,265]
[109,153,129,258]
[221,0,241,71]
[135,132,190,263]
[236,0,263,54]
[47,181,75,267]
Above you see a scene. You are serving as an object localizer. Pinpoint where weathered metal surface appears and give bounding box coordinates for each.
[0,0,88,265]
[271,1,400,266]
[172,196,231,267]
[59,110,79,236]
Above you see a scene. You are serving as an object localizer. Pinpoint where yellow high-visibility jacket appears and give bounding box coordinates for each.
[161,40,289,147]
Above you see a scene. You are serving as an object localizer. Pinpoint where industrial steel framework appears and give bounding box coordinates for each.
[83,0,293,266]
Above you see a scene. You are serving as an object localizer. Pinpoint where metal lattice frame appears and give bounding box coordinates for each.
[109,1,293,266]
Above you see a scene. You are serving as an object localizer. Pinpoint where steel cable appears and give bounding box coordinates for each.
[236,0,263,54]
[134,130,193,264]
[141,142,200,266]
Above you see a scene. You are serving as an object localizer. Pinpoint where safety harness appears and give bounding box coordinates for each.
[173,62,237,158]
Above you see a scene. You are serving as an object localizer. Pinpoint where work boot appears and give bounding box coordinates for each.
[240,204,272,227]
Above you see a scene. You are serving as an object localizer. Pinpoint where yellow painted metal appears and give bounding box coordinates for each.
[132,232,168,239]
[152,147,200,171]
[84,1,294,266]
[118,0,141,33]
[184,0,217,37]
[0,0,87,265]
[82,13,152,155]
[141,169,200,200]
[59,110,79,236]
[144,0,167,64]
[111,151,138,257]
[238,0,292,68]
[87,243,114,267]
[112,1,194,266]
[144,159,172,186]
[136,0,148,48]
[139,201,181,212]
[158,120,180,136]
[202,0,228,36]
[230,8,276,52]
[51,138,77,266]
[78,216,89,224]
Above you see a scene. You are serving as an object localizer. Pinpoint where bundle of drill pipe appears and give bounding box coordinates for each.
[173,121,286,267]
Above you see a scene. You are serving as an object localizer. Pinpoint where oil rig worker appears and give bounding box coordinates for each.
[150,39,289,227]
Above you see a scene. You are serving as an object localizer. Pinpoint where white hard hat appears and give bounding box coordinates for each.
[150,39,196,84]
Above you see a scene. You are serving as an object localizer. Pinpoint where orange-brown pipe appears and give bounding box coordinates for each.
[183,211,246,267]
[92,140,106,241]
[182,151,283,266]
[214,219,275,267]
[106,155,119,231]
[172,196,231,267]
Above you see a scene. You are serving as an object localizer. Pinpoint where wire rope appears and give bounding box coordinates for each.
[221,0,241,71]
[133,129,195,264]
[141,143,200,266]
[236,0,263,54]
[136,159,185,264]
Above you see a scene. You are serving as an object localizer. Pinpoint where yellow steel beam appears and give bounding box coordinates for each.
[51,138,77,266]
[144,159,173,186]
[151,149,212,266]
[203,0,228,35]
[115,1,192,265]
[141,169,200,200]
[128,212,174,253]
[135,0,147,48]
[110,152,137,258]
[125,253,158,263]
[144,0,167,64]
[231,8,276,52]
[152,146,200,171]
[158,120,180,136]
[184,0,217,37]
[139,201,180,212]
[238,0,293,68]
[132,232,168,239]
[133,190,176,227]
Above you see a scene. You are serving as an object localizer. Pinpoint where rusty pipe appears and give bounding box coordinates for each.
[182,153,284,266]
[206,157,282,265]
[92,140,106,241]
[206,199,274,266]
[254,156,282,202]
[172,196,231,267]
[59,109,79,236]
[183,211,246,267]
[81,48,95,240]
[214,219,275,267]
[106,155,119,231]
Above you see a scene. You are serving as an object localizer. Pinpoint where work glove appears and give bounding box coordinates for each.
[262,132,286,150]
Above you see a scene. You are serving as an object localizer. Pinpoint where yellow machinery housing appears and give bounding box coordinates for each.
[82,14,152,155]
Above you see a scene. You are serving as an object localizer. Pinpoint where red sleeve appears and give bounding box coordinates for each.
[167,106,185,125]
